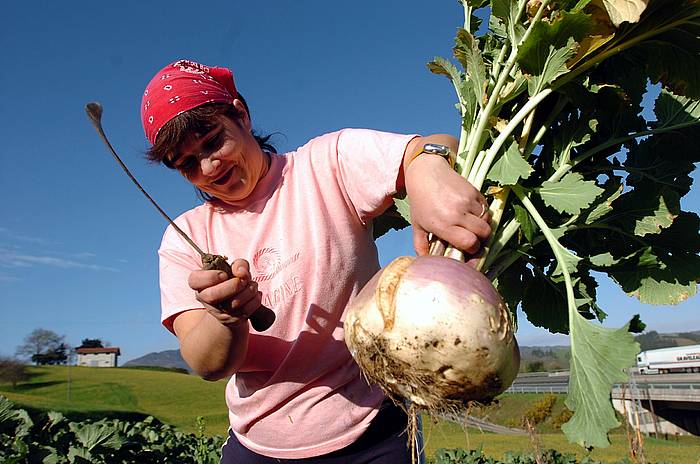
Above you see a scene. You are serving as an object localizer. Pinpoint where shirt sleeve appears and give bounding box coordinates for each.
[157,221,206,334]
[334,128,418,224]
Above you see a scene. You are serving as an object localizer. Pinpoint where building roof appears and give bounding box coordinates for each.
[75,347,121,355]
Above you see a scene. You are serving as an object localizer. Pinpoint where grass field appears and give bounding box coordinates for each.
[2,366,699,463]
[0,365,230,434]
[422,419,700,463]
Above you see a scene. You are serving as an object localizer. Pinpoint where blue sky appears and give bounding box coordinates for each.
[1,1,698,363]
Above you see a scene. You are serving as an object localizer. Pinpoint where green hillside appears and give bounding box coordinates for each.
[0,365,229,435]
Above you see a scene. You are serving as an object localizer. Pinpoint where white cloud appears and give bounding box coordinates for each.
[0,249,118,272]
[0,227,54,246]
[0,272,19,282]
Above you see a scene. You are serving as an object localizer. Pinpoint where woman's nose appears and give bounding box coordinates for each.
[200,156,222,177]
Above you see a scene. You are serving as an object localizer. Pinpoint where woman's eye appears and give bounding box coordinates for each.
[177,157,197,174]
[203,133,223,152]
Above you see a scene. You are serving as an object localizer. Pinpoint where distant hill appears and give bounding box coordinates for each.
[519,345,570,373]
[635,330,700,351]
[518,329,700,372]
[123,330,700,374]
[123,349,191,373]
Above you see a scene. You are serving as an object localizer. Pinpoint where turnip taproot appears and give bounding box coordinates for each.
[345,255,519,410]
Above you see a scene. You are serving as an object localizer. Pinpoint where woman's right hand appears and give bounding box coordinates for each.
[188,258,262,328]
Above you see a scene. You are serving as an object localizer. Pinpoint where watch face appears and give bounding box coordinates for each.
[423,143,450,156]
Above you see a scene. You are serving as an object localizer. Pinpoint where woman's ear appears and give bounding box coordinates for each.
[232,99,252,130]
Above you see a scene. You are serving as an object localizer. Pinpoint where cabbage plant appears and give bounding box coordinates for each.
[387,0,700,448]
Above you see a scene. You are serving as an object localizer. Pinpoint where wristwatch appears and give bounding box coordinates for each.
[409,143,456,168]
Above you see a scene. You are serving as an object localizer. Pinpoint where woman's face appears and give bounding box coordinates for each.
[166,102,269,204]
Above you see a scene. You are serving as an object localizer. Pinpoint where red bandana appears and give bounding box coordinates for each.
[141,59,238,144]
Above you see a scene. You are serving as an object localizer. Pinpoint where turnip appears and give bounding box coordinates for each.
[345,256,519,410]
[345,0,700,452]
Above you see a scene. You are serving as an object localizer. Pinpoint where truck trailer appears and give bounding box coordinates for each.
[637,344,700,374]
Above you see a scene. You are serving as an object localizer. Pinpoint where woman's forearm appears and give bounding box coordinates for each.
[178,311,249,380]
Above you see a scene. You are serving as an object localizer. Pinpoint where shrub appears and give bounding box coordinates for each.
[0,357,30,388]
[552,407,575,429]
[522,394,557,427]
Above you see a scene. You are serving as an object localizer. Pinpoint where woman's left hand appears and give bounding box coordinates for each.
[404,140,491,257]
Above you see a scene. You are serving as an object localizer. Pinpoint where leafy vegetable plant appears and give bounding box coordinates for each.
[391,0,700,449]
[0,395,224,464]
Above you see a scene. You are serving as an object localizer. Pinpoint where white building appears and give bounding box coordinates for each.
[75,347,121,367]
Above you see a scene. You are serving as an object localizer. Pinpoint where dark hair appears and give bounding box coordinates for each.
[145,94,276,201]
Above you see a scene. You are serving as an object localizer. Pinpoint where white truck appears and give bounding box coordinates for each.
[637,344,700,374]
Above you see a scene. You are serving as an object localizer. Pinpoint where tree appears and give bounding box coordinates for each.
[635,331,677,351]
[526,361,546,373]
[31,343,68,365]
[0,357,30,388]
[16,329,66,365]
[78,338,104,349]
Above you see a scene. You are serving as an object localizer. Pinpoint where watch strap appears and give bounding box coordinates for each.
[407,143,456,169]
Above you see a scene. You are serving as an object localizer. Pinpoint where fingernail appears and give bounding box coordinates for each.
[218,272,228,280]
[237,266,247,275]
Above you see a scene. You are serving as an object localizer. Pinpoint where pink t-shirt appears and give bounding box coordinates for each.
[158,129,417,459]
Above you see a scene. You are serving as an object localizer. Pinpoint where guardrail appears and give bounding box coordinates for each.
[507,382,700,395]
[506,385,568,394]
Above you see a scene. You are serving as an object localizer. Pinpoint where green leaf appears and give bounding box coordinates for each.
[70,422,125,451]
[588,252,617,267]
[576,273,607,322]
[522,269,569,334]
[427,56,461,82]
[463,0,490,8]
[486,140,534,185]
[493,258,528,329]
[47,411,65,426]
[616,184,679,236]
[0,396,16,424]
[517,10,592,80]
[610,254,700,304]
[13,409,33,438]
[615,0,700,98]
[537,173,604,215]
[497,71,529,105]
[528,38,578,95]
[492,0,526,45]
[394,197,410,223]
[582,181,623,225]
[552,241,583,276]
[654,88,700,127]
[603,213,700,305]
[372,201,410,239]
[628,314,646,333]
[454,29,487,109]
[68,446,93,463]
[550,115,598,169]
[562,315,639,447]
[632,30,700,98]
[634,194,679,236]
[512,203,538,243]
[428,57,477,129]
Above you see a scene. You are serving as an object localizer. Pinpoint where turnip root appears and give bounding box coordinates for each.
[344,255,519,414]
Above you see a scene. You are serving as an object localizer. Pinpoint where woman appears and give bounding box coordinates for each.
[142,59,491,463]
